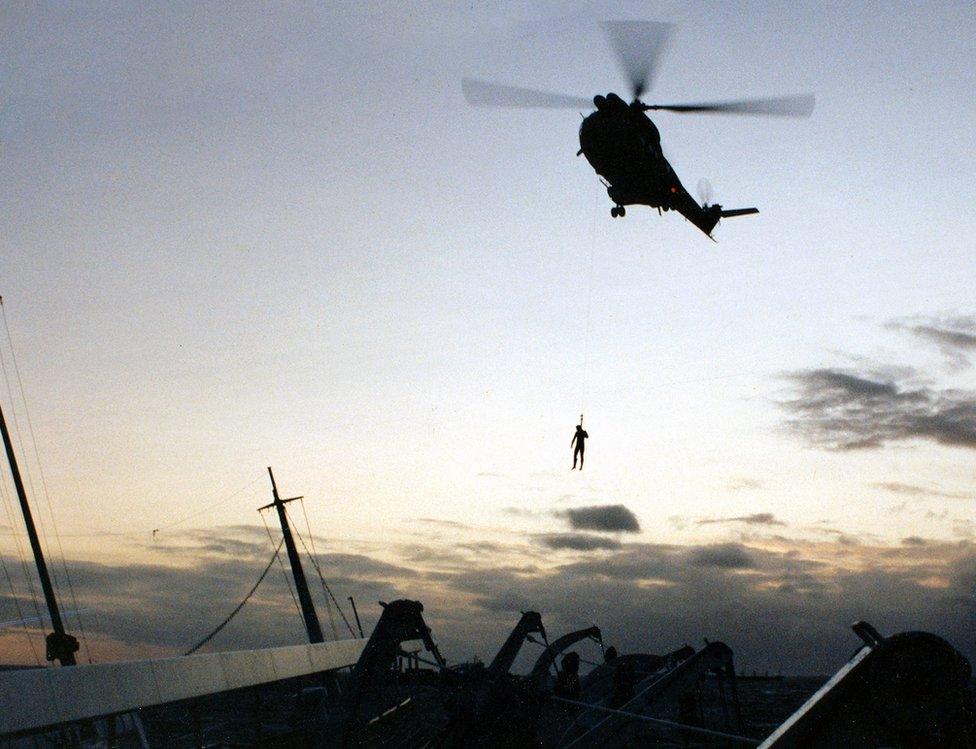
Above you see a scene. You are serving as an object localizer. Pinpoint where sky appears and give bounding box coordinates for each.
[0,1,974,675]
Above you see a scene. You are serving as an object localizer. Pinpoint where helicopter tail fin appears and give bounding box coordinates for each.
[673,187,760,238]
[696,204,759,237]
[719,207,759,219]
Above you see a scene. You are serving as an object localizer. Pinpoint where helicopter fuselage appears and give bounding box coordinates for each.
[578,92,741,236]
[579,93,677,205]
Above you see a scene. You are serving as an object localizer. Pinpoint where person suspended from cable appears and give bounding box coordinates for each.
[571,416,588,470]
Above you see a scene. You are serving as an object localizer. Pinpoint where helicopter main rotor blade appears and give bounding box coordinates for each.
[462,78,592,109]
[602,21,675,101]
[642,94,815,117]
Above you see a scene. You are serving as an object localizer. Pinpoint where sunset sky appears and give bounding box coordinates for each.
[1,1,974,674]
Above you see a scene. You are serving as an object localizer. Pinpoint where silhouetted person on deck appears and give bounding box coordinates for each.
[554,652,581,700]
[610,660,636,709]
[602,645,636,708]
[571,424,588,470]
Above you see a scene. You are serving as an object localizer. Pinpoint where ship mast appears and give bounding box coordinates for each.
[0,401,78,666]
[259,466,324,644]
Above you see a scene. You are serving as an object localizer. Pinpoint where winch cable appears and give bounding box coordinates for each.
[578,181,601,424]
[551,695,759,747]
[184,537,284,655]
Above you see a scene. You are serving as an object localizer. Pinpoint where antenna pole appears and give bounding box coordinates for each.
[0,402,77,665]
[348,596,365,638]
[262,467,323,644]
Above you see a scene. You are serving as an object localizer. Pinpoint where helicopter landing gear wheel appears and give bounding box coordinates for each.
[610,207,618,218]
[611,205,625,218]
[618,206,625,217]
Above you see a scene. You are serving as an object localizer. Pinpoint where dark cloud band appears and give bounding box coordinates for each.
[556,504,641,533]
[782,368,976,450]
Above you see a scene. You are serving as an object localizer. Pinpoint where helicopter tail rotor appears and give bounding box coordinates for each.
[696,177,714,207]
[697,177,759,221]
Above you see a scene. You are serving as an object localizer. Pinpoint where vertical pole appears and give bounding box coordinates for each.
[0,402,77,665]
[266,467,323,644]
[349,596,365,638]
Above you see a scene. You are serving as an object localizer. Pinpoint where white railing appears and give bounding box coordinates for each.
[0,638,366,736]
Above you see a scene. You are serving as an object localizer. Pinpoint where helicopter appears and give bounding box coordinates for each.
[463,21,814,238]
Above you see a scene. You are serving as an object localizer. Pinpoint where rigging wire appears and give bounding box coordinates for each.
[183,536,284,656]
[0,459,46,658]
[0,473,270,543]
[0,536,41,665]
[0,326,60,608]
[550,695,759,747]
[258,509,303,622]
[285,505,357,638]
[152,473,265,537]
[298,497,338,640]
[0,299,91,662]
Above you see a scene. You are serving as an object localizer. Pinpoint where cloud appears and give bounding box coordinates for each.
[911,325,976,351]
[725,477,765,492]
[411,518,471,530]
[954,519,975,539]
[556,504,640,533]
[698,513,785,527]
[887,315,976,370]
[781,368,976,450]
[902,536,928,547]
[533,533,622,551]
[871,482,928,497]
[0,525,422,660]
[688,543,755,569]
[804,525,867,546]
[668,515,689,531]
[869,481,972,500]
[447,537,976,674]
[2,526,974,677]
